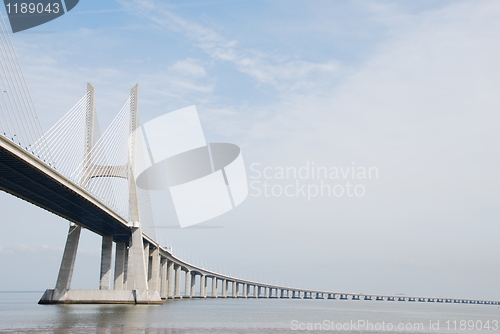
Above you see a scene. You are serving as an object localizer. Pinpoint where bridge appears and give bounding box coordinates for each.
[0,15,497,306]
[1,118,498,305]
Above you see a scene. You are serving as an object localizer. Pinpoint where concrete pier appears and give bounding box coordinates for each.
[149,247,160,292]
[190,272,196,297]
[200,275,207,298]
[99,235,113,290]
[184,270,191,298]
[212,277,217,298]
[167,261,174,298]
[56,224,81,292]
[231,281,237,298]
[160,258,167,299]
[222,279,228,298]
[114,242,126,290]
[174,264,181,298]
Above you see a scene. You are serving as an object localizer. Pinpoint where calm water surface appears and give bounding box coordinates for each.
[0,292,499,333]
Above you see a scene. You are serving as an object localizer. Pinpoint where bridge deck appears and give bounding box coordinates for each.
[0,136,131,243]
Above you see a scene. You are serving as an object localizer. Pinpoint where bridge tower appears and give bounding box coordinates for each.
[39,84,161,304]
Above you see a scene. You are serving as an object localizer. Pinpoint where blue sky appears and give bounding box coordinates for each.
[1,0,500,299]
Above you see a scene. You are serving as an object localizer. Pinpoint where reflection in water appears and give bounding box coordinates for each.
[53,304,163,332]
[6,328,298,334]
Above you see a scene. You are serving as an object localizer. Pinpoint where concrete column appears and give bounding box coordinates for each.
[113,242,126,290]
[55,224,81,291]
[242,284,247,298]
[231,281,237,298]
[222,279,228,297]
[212,277,217,297]
[184,270,191,297]
[200,275,206,297]
[190,272,196,297]
[148,248,160,293]
[174,264,181,297]
[143,243,150,280]
[123,246,129,289]
[255,286,260,298]
[160,258,167,299]
[167,261,174,297]
[265,287,269,298]
[126,226,148,292]
[99,235,113,290]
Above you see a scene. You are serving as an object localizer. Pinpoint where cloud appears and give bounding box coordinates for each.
[136,58,215,114]
[117,0,341,94]
[169,58,208,77]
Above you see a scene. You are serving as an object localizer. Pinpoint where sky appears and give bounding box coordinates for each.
[0,0,500,300]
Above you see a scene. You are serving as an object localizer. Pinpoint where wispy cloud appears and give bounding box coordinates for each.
[117,0,340,94]
[170,58,208,77]
[73,8,126,15]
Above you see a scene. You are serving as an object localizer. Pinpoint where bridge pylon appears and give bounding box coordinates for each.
[39,84,161,304]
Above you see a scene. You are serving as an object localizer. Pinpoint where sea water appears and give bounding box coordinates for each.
[0,292,499,333]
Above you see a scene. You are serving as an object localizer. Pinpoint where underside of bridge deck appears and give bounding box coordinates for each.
[0,137,131,243]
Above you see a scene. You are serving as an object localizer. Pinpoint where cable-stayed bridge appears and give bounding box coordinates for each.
[0,16,497,306]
